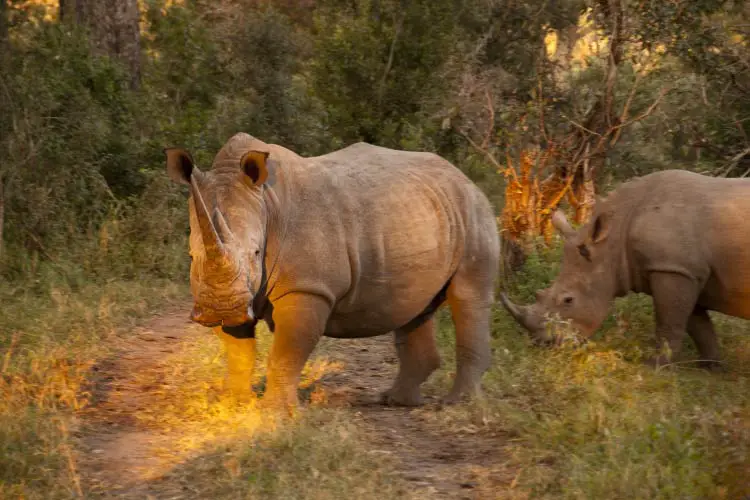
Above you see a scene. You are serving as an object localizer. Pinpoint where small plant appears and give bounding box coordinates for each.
[543,312,587,348]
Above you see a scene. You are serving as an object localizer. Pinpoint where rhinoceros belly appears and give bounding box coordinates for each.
[324,183,457,338]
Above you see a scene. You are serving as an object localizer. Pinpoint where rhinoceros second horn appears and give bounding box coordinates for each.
[551,210,576,240]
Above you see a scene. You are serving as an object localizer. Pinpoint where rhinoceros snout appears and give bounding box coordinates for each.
[190,305,221,327]
[190,304,255,328]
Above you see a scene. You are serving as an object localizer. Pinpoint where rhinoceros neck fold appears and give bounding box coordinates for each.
[256,164,292,302]
[601,204,636,298]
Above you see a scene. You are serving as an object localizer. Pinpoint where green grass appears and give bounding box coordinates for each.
[1,237,747,499]
[426,244,750,499]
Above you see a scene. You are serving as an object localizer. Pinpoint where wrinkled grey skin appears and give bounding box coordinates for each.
[501,169,750,369]
[165,133,500,413]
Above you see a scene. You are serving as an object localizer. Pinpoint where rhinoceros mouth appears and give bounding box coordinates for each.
[194,319,222,328]
[190,303,255,328]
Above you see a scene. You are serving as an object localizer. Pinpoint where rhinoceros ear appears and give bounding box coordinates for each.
[164,148,197,185]
[239,150,270,187]
[589,210,612,245]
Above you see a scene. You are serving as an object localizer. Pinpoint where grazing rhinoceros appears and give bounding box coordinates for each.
[165,133,500,412]
[500,169,750,369]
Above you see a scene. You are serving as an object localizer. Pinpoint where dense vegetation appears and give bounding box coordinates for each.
[0,0,748,498]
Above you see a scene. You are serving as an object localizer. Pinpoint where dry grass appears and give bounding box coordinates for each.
[2,233,748,499]
[0,275,187,499]
[93,322,415,499]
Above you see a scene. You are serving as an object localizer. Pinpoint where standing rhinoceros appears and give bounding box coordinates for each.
[165,133,500,412]
[500,169,750,369]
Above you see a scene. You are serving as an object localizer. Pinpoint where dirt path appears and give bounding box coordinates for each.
[78,304,516,499]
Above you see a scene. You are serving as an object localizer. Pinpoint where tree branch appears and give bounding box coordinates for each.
[612,85,672,132]
[481,88,496,149]
[461,131,505,173]
[609,72,643,145]
[377,12,405,109]
[719,147,750,177]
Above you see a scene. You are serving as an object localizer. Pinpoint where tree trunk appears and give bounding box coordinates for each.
[0,0,7,46]
[58,0,141,90]
[573,146,596,224]
[557,0,625,225]
[0,0,8,66]
[0,175,5,261]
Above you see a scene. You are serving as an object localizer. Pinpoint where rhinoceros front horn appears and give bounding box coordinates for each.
[500,292,532,331]
[190,175,226,260]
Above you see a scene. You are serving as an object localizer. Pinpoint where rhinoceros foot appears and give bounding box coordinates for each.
[222,375,255,402]
[439,386,483,407]
[380,387,425,407]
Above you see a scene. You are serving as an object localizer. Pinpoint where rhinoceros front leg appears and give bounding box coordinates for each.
[214,325,256,401]
[259,294,329,415]
[382,316,441,407]
[646,272,700,369]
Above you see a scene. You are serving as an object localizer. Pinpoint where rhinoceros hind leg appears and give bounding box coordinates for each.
[441,279,493,405]
[381,316,441,407]
[686,307,725,371]
[645,272,700,369]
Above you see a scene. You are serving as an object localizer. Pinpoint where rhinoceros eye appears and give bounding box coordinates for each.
[577,243,591,261]
[563,296,574,305]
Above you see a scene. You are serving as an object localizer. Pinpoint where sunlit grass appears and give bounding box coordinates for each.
[0,273,188,499]
[111,321,414,499]
[118,321,344,455]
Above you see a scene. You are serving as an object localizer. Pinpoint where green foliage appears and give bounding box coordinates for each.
[432,246,750,499]
[1,20,134,250]
[309,0,465,148]
[616,0,750,178]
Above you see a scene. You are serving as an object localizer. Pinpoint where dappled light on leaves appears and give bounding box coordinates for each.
[500,147,574,250]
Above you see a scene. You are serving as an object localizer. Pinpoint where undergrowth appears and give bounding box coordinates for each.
[0,270,188,499]
[3,230,747,499]
[429,240,750,499]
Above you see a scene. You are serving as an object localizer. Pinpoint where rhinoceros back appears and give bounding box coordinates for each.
[272,142,499,338]
[611,170,750,318]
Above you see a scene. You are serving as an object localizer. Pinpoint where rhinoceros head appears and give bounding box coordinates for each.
[164,142,271,328]
[500,208,617,343]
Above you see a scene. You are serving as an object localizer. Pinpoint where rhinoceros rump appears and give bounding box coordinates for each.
[165,133,500,412]
[501,169,750,369]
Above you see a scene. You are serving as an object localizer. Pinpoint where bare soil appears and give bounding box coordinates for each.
[78,304,518,499]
